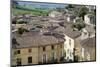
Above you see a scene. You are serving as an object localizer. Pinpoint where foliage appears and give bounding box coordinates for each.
[17,20,27,24]
[12,5,50,16]
[75,18,83,23]
[17,27,29,34]
[78,6,89,20]
[72,22,85,31]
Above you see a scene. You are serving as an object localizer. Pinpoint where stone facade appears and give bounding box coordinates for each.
[12,42,64,66]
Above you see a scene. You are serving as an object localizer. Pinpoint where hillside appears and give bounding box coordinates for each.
[12,5,51,16]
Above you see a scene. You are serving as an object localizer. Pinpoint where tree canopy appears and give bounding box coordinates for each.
[72,22,85,31]
[78,6,89,20]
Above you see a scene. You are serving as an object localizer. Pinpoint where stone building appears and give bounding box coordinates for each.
[11,31,65,66]
[84,14,96,26]
[81,25,95,40]
[49,11,63,18]
[80,37,96,61]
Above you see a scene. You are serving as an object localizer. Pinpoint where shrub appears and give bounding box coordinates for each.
[72,22,85,31]
[18,27,29,34]
[78,6,89,20]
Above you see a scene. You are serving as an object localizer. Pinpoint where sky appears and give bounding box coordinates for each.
[14,0,68,9]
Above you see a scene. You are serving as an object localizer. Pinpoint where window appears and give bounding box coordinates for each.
[28,56,32,63]
[81,48,85,59]
[67,49,69,54]
[14,51,17,55]
[60,45,62,48]
[16,58,21,65]
[51,52,55,61]
[67,57,69,60]
[64,50,66,57]
[17,50,20,54]
[43,47,45,51]
[70,52,72,57]
[28,49,32,53]
[43,54,46,63]
[69,39,71,46]
[51,45,54,50]
[87,52,90,61]
[60,46,63,57]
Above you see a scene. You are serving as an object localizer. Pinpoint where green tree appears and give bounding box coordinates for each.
[78,6,89,20]
[72,22,85,31]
